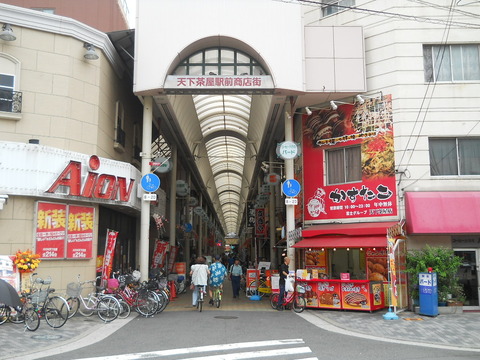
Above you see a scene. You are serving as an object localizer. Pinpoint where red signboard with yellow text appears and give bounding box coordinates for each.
[35,202,94,259]
[302,95,397,222]
[66,205,94,259]
[35,202,67,259]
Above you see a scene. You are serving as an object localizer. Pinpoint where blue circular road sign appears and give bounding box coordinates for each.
[282,179,301,197]
[141,173,160,192]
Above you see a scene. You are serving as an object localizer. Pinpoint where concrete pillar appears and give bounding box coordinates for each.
[139,96,153,281]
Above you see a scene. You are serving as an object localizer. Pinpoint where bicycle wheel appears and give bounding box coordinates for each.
[270,293,279,309]
[0,305,8,325]
[292,295,306,313]
[155,290,168,314]
[134,290,158,317]
[246,280,258,297]
[117,298,131,319]
[8,307,24,324]
[24,305,40,331]
[78,295,96,317]
[215,293,221,308]
[45,296,69,328]
[66,297,80,318]
[97,296,120,322]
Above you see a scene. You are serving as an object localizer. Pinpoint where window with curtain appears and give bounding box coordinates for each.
[423,44,480,82]
[326,145,361,184]
[429,138,480,176]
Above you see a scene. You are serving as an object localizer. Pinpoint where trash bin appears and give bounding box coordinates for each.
[419,272,438,317]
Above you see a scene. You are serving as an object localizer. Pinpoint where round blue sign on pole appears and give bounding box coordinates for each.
[282,179,301,197]
[141,173,160,192]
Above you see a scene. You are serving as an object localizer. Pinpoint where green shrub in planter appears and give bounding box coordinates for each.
[406,245,463,303]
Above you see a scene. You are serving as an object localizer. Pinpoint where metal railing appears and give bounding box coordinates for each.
[0,89,22,113]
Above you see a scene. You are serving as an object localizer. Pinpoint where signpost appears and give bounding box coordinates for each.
[282,179,301,198]
[141,173,160,193]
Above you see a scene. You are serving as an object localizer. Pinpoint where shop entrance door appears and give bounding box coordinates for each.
[454,249,479,310]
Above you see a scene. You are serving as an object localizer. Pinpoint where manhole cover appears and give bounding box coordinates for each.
[214,316,238,320]
[403,318,424,321]
[31,334,63,340]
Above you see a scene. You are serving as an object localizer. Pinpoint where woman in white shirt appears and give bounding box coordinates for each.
[190,256,210,306]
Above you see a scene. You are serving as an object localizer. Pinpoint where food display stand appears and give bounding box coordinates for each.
[297,278,385,312]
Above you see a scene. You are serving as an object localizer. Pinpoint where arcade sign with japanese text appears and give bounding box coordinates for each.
[165,75,274,91]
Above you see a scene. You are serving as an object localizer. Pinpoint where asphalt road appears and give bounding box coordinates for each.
[37,309,480,360]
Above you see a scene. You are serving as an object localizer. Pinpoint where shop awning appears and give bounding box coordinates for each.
[301,221,399,238]
[292,236,387,248]
[405,192,480,234]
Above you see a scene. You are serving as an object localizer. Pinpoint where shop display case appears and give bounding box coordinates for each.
[297,278,386,312]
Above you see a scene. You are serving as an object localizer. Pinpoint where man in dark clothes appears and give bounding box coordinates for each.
[277,256,290,310]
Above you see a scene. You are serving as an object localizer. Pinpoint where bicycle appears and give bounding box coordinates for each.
[269,282,306,313]
[111,273,159,317]
[66,275,121,322]
[246,274,272,298]
[211,285,222,308]
[28,274,70,328]
[195,285,206,312]
[0,298,40,331]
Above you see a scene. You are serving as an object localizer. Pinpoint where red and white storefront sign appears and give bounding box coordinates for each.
[302,95,398,222]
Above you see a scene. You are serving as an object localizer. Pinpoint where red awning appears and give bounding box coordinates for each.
[405,192,480,234]
[292,236,387,248]
[302,221,399,238]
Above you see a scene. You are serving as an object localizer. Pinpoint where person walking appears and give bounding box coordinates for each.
[229,258,243,299]
[277,256,290,311]
[208,254,227,305]
[190,256,210,307]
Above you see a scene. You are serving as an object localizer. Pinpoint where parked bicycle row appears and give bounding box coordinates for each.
[0,268,186,332]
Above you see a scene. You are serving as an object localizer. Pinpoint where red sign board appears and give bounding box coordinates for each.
[66,205,94,259]
[35,202,67,259]
[255,208,267,236]
[302,95,397,221]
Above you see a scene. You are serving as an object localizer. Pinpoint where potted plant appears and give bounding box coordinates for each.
[406,245,463,309]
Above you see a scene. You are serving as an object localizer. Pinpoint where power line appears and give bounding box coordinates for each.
[275,0,480,28]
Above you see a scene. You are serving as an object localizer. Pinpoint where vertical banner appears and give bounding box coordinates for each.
[302,95,397,221]
[255,208,266,236]
[167,245,178,273]
[35,202,67,259]
[101,230,118,285]
[66,205,94,259]
[151,240,169,269]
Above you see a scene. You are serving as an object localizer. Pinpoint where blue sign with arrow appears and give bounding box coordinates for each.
[282,179,301,197]
[141,173,160,192]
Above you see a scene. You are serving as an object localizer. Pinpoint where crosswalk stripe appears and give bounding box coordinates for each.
[75,338,306,360]
[181,346,312,360]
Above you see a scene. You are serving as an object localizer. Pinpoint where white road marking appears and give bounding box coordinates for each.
[75,338,312,360]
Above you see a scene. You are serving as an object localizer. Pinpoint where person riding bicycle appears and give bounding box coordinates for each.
[208,255,227,305]
[277,256,291,311]
[190,256,210,307]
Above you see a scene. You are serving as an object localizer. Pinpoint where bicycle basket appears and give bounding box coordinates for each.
[296,285,306,294]
[67,282,82,297]
[31,290,49,304]
[106,278,119,293]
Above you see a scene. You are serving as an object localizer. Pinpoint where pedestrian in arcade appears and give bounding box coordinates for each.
[208,255,227,305]
[190,256,210,307]
[277,256,291,311]
[229,258,243,298]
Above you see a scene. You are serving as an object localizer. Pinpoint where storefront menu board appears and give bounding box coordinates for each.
[35,202,94,259]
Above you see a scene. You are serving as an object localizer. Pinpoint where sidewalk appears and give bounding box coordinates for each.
[1,280,479,359]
